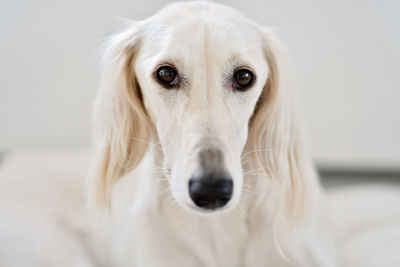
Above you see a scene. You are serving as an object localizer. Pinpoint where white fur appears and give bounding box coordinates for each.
[0,2,399,267]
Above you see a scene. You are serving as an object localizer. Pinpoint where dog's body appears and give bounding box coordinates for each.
[1,2,400,267]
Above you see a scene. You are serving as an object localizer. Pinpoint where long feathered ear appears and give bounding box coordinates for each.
[247,29,318,223]
[88,23,150,210]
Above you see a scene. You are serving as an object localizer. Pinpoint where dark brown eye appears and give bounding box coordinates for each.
[155,66,179,88]
[233,69,254,91]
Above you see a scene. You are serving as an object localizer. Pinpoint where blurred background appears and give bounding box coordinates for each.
[1,0,399,182]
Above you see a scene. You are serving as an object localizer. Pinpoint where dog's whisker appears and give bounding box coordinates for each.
[241,149,278,161]
[241,184,257,196]
[242,166,271,173]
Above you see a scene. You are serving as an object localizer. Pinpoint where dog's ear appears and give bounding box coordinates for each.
[247,29,317,223]
[88,23,150,210]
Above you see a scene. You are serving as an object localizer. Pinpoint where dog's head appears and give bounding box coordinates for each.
[89,2,314,219]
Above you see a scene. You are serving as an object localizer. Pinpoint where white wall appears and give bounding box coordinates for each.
[1,0,399,168]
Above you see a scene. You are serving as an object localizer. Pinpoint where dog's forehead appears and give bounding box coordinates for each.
[140,7,264,67]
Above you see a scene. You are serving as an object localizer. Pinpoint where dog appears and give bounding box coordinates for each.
[1,1,399,267]
[87,2,336,266]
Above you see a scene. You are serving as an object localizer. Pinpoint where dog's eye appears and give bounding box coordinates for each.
[233,69,254,91]
[155,66,179,88]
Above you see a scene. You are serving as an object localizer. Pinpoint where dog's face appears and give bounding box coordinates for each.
[91,2,308,219]
[134,5,269,213]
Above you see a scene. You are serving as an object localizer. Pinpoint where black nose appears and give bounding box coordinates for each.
[189,175,233,210]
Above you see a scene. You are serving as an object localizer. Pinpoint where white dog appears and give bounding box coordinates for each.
[0,2,399,267]
[88,2,335,266]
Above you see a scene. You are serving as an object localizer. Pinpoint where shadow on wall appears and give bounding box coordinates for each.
[319,167,400,189]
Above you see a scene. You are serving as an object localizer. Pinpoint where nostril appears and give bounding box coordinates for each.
[192,196,210,208]
[189,177,233,210]
[215,197,230,208]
